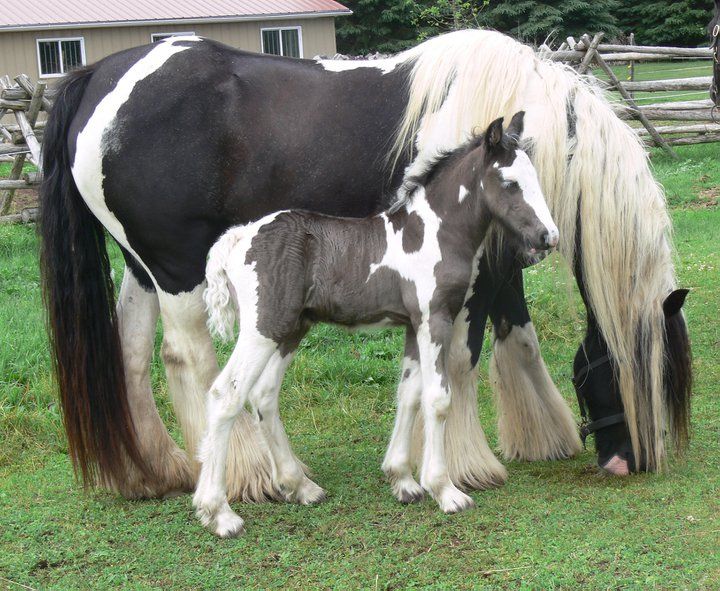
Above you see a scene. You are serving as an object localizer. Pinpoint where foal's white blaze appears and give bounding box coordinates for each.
[458,185,469,203]
[72,37,199,281]
[500,150,559,246]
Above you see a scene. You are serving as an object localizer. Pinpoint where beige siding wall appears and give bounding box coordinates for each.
[0,17,338,81]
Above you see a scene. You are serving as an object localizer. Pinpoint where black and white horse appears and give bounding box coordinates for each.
[194,115,558,536]
[39,30,691,502]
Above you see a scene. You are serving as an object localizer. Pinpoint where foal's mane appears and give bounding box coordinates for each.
[389,133,485,212]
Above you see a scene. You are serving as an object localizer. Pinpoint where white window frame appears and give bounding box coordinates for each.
[260,26,303,58]
[150,31,195,43]
[36,37,86,78]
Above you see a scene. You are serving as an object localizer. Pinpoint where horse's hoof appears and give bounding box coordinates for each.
[601,454,630,476]
[293,477,327,505]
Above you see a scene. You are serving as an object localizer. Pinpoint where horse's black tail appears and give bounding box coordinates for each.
[39,66,149,486]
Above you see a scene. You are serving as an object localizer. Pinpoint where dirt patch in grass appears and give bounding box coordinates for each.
[4,189,38,214]
[694,186,720,209]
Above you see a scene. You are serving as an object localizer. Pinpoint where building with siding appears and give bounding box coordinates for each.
[0,0,351,81]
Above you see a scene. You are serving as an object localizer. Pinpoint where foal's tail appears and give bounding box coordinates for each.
[204,230,240,342]
[39,66,149,486]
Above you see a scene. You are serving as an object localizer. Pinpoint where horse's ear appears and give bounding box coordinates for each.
[663,288,689,318]
[485,117,504,150]
[506,111,525,142]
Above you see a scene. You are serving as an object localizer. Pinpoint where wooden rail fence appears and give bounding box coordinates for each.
[539,33,716,159]
[0,74,51,222]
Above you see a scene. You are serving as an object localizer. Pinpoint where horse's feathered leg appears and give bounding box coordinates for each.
[156,286,279,504]
[489,267,580,462]
[111,267,194,497]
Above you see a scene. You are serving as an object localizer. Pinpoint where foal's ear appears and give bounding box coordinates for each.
[662,288,689,318]
[506,111,525,143]
[485,117,504,150]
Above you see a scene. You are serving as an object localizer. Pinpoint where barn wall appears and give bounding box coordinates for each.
[0,17,339,82]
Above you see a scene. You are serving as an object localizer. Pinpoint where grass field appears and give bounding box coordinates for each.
[0,139,718,589]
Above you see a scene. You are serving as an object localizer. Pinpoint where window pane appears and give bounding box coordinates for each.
[262,30,281,55]
[39,41,61,75]
[281,29,300,58]
[61,40,83,72]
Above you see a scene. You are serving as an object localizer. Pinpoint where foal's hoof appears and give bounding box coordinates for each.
[214,511,245,538]
[436,486,476,514]
[392,478,425,504]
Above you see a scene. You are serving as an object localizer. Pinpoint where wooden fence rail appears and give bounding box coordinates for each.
[539,34,717,157]
[0,75,46,220]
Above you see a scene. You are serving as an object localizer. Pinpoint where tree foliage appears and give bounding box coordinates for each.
[616,0,715,47]
[333,0,718,54]
[335,0,418,54]
[475,1,621,44]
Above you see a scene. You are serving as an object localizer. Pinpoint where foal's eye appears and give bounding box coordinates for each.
[501,181,518,190]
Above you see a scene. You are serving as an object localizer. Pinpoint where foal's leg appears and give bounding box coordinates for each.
[410,248,507,491]
[193,337,277,538]
[416,319,475,514]
[111,266,194,498]
[382,329,425,503]
[156,286,278,503]
[489,265,581,461]
[247,348,326,505]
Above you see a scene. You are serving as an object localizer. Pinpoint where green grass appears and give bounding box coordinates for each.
[0,144,719,589]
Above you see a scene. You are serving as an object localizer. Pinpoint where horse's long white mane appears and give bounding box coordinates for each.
[392,29,676,470]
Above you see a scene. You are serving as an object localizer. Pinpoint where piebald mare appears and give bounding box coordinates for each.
[195,115,558,536]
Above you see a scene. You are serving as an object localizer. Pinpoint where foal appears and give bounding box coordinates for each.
[194,112,559,537]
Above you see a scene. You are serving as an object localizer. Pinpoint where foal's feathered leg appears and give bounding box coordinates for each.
[156,286,278,504]
[111,266,194,498]
[489,267,580,461]
[193,338,277,538]
[416,316,475,514]
[382,329,425,503]
[248,348,326,505]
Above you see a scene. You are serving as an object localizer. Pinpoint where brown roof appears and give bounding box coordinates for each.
[0,0,351,31]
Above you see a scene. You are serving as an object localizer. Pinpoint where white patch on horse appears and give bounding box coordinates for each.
[315,55,405,74]
[458,185,469,203]
[72,40,195,286]
[492,162,499,168]
[500,150,559,245]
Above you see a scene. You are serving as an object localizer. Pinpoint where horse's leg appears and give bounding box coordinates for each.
[193,336,277,538]
[416,321,475,514]
[111,265,193,497]
[489,263,581,461]
[247,346,326,505]
[156,286,278,503]
[382,329,425,503]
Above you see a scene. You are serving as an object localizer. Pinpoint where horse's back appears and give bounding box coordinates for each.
[64,38,410,293]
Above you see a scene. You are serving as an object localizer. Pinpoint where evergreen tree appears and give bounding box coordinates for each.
[335,0,418,54]
[476,0,621,44]
[617,0,715,47]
